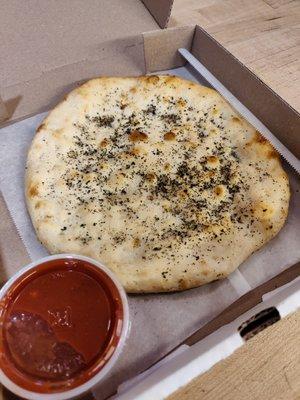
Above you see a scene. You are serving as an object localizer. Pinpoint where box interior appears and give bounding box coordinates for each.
[111,276,300,400]
[141,0,174,29]
[1,18,299,160]
[0,0,173,123]
[1,58,298,400]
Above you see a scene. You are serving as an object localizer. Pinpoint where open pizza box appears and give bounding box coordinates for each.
[0,1,299,399]
[111,273,300,399]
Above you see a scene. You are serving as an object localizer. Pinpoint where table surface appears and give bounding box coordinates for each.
[168,308,300,400]
[170,0,300,113]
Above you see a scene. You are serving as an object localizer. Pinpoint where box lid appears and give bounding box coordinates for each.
[0,0,173,123]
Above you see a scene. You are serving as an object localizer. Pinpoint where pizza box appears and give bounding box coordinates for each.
[0,0,173,125]
[111,273,300,399]
[0,2,299,399]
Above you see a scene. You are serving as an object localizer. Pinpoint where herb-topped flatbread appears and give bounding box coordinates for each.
[26,76,289,292]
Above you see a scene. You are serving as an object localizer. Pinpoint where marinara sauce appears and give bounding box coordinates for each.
[0,257,125,393]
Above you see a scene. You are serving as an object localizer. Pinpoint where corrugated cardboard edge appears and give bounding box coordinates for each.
[141,0,174,29]
[140,262,300,371]
[143,25,195,72]
[192,26,300,159]
[184,262,300,346]
[0,97,8,123]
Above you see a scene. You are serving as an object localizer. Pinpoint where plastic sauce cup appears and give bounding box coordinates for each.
[0,254,129,400]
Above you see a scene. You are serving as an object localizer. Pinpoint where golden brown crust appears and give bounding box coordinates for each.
[25,75,290,293]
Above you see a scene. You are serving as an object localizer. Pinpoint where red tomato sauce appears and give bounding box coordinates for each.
[0,258,124,393]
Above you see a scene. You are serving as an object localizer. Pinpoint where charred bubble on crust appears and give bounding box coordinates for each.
[144,75,160,84]
[36,123,46,133]
[128,130,148,142]
[133,238,141,248]
[267,148,280,160]
[254,131,268,144]
[34,201,43,209]
[163,131,176,141]
[100,138,109,148]
[215,186,224,196]
[29,184,39,198]
[248,132,278,158]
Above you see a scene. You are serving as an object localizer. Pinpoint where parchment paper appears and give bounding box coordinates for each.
[0,67,299,400]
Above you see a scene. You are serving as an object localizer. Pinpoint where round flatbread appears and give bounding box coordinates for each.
[25,75,289,293]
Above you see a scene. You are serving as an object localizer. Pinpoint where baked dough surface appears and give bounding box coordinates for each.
[26,76,290,292]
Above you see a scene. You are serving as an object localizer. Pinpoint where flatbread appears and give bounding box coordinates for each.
[25,75,290,293]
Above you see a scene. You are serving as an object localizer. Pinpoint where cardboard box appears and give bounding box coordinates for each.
[0,0,172,125]
[0,1,299,399]
[0,1,298,156]
[111,275,300,399]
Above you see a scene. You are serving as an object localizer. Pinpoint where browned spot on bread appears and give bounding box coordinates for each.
[232,117,241,123]
[164,76,176,84]
[120,102,128,110]
[34,201,42,209]
[245,131,269,148]
[77,86,89,98]
[215,186,224,196]
[254,131,268,144]
[129,130,148,142]
[207,155,219,168]
[130,87,137,94]
[253,201,274,220]
[146,173,156,182]
[164,131,176,141]
[130,147,141,156]
[178,278,189,290]
[202,171,216,182]
[33,143,41,150]
[120,93,128,101]
[178,190,188,199]
[177,98,186,107]
[212,108,219,115]
[36,123,46,133]
[268,148,280,159]
[53,129,63,139]
[100,138,109,148]
[184,140,197,149]
[281,208,288,217]
[202,270,209,276]
[29,184,39,198]
[144,75,159,84]
[133,238,141,248]
[164,163,170,171]
[43,215,53,221]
